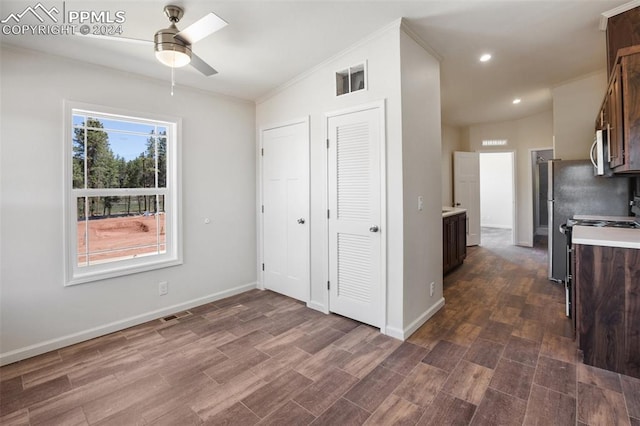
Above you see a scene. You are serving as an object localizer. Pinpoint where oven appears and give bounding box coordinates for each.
[560,216,640,330]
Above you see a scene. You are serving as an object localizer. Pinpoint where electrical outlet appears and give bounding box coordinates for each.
[430,282,435,297]
[159,281,168,296]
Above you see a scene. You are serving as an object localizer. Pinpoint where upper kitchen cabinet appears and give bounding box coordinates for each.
[606,5,640,77]
[598,45,640,174]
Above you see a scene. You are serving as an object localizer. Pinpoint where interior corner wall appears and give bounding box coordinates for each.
[468,110,553,247]
[0,46,257,364]
[399,31,443,335]
[552,71,607,160]
[255,24,404,333]
[441,124,466,207]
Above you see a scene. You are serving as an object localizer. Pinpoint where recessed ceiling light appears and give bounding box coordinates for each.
[480,54,492,62]
[513,98,521,104]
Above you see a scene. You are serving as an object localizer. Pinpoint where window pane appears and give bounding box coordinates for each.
[72,114,86,126]
[89,117,155,135]
[72,129,85,189]
[80,196,166,266]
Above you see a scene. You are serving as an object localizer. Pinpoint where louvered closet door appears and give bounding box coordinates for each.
[328,107,381,328]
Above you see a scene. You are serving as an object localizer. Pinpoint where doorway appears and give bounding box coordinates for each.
[479,152,515,245]
[531,149,553,240]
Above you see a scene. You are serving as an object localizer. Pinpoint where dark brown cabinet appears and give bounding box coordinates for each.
[597,46,640,174]
[606,6,640,77]
[443,212,467,275]
[575,243,640,379]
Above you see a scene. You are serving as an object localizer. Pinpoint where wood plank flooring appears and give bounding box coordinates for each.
[1,227,639,425]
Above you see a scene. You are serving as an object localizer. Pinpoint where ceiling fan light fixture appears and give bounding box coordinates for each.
[155,47,191,68]
[154,24,192,68]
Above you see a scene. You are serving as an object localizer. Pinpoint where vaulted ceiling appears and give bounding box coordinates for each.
[1,1,631,126]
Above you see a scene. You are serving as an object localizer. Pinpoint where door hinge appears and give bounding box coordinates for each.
[327,209,330,219]
[261,148,264,156]
[327,281,330,290]
[261,205,264,213]
[326,139,329,149]
[262,263,265,271]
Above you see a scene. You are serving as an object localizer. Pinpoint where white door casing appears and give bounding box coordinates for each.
[261,119,310,302]
[327,104,384,329]
[454,151,480,246]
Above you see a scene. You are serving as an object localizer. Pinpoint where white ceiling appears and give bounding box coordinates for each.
[0,1,631,126]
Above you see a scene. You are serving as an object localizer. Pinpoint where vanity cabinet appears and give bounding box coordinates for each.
[574,243,640,379]
[443,212,466,275]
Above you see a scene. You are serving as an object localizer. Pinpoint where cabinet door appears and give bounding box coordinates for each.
[443,217,452,273]
[456,213,467,262]
[609,63,625,169]
[622,52,640,171]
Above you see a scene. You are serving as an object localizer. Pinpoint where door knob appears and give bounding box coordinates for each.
[297,218,305,224]
[369,225,379,232]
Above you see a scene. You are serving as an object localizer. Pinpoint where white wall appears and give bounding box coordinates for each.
[441,124,466,207]
[0,46,257,364]
[552,71,607,160]
[480,152,514,228]
[256,21,442,337]
[256,21,403,331]
[399,30,443,334]
[468,110,553,246]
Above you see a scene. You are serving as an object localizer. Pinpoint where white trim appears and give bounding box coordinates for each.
[258,116,311,302]
[325,100,387,333]
[63,100,183,286]
[385,297,445,340]
[0,282,257,366]
[399,18,443,62]
[599,0,640,30]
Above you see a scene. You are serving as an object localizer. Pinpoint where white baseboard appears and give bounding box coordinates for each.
[385,297,445,340]
[0,282,257,366]
[307,300,328,314]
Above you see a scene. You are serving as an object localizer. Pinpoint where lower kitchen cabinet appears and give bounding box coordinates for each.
[443,212,467,275]
[574,243,640,379]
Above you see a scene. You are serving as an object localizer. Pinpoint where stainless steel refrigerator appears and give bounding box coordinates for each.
[548,159,630,282]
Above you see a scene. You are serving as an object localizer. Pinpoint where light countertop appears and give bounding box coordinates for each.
[442,207,466,218]
[573,226,640,249]
[574,214,637,222]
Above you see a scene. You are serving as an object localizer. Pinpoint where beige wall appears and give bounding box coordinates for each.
[441,124,467,207]
[552,71,607,160]
[468,110,554,246]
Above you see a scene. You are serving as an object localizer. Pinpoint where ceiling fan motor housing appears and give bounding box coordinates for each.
[154,15,192,67]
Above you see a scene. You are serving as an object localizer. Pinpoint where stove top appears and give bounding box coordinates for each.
[567,218,640,229]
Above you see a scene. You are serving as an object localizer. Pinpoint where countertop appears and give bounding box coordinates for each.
[573,226,640,249]
[442,207,467,218]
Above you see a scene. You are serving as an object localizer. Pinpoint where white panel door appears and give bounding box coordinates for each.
[262,121,309,302]
[328,107,381,328]
[454,151,480,246]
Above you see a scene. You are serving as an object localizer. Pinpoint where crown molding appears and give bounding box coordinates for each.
[599,0,640,31]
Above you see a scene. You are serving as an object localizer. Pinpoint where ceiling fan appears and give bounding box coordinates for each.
[88,5,227,76]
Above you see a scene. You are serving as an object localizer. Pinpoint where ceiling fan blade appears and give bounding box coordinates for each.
[190,52,218,76]
[76,33,153,45]
[175,12,227,44]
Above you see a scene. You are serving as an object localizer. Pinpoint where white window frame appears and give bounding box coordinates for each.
[63,101,182,286]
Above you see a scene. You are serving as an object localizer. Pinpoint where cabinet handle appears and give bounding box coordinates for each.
[607,123,612,162]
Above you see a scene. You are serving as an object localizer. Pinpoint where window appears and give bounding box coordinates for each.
[336,62,367,96]
[64,102,181,285]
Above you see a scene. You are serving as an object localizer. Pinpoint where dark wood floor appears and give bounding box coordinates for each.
[1,229,639,425]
